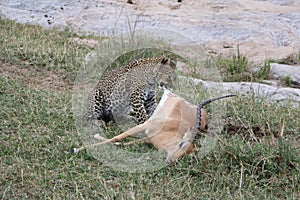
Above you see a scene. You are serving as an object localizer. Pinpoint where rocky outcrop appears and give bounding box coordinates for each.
[269,63,300,85]
[189,77,300,104]
[0,0,300,63]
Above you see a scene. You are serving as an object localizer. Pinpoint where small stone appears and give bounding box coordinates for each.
[70,148,77,154]
[83,4,89,9]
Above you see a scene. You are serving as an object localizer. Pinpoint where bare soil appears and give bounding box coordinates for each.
[0,62,72,92]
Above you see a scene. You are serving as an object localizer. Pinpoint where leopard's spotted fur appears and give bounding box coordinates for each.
[86,56,176,125]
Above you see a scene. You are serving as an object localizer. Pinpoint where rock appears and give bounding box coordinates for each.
[261,80,280,87]
[269,63,300,85]
[0,0,300,63]
[188,76,300,104]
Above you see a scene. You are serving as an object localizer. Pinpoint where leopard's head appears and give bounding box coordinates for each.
[157,57,176,89]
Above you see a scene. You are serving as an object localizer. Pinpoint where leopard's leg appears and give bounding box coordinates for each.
[144,89,157,117]
[130,90,149,124]
[86,89,106,121]
[86,89,111,141]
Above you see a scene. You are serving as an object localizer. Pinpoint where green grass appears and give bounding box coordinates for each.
[0,18,299,199]
[214,46,251,82]
[214,47,300,84]
[281,75,292,87]
[0,16,92,80]
[214,46,271,82]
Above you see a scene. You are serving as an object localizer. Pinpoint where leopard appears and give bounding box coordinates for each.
[86,56,176,126]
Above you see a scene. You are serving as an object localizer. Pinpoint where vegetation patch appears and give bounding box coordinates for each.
[214,46,272,82]
[0,16,92,81]
[0,18,299,199]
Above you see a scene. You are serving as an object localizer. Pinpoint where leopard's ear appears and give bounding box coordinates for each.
[160,57,169,64]
[161,57,176,69]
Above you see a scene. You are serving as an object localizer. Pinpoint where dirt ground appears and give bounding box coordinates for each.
[0,62,71,92]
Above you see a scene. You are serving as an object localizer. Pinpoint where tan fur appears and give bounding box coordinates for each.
[93,89,208,163]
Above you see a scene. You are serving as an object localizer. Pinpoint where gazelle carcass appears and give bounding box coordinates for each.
[72,88,235,163]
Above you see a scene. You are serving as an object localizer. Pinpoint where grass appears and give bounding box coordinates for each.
[0,18,299,199]
[0,16,92,81]
[214,47,300,85]
[281,75,292,87]
[214,46,271,82]
[214,46,251,82]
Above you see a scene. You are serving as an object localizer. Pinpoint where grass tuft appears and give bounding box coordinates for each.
[214,46,251,82]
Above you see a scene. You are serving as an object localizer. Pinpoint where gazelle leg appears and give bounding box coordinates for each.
[72,119,156,153]
[118,138,148,146]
